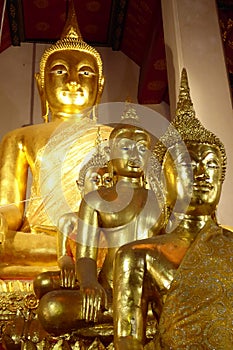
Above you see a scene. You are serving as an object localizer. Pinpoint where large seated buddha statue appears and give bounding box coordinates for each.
[113,68,233,350]
[0,0,111,280]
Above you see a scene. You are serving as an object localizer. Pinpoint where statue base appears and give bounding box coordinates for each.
[0,281,157,349]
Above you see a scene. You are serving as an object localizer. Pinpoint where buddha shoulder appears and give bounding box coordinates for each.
[0,121,61,151]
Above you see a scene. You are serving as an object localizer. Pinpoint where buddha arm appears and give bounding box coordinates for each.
[76,197,100,284]
[76,197,108,321]
[57,213,78,258]
[0,131,28,230]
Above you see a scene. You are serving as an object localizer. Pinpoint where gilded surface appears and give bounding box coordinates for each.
[25,121,110,229]
[35,120,165,337]
[0,0,109,279]
[158,223,233,349]
[1,2,232,347]
[0,2,111,346]
[113,69,233,350]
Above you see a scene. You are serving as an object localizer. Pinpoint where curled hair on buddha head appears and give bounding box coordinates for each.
[153,68,227,182]
[39,0,103,89]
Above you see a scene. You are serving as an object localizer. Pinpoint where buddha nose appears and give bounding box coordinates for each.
[66,70,82,91]
[67,81,81,92]
[194,162,208,179]
[129,146,141,165]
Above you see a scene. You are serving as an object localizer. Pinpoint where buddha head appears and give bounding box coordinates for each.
[77,127,112,196]
[154,68,227,218]
[108,102,157,184]
[36,0,104,121]
[109,124,152,181]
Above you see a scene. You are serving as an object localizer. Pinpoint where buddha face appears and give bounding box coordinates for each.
[83,166,112,195]
[77,166,112,197]
[110,128,151,178]
[44,50,101,117]
[163,143,222,216]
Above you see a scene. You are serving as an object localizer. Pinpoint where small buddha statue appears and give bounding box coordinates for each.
[0,0,111,279]
[36,116,165,336]
[113,68,232,350]
[33,127,112,294]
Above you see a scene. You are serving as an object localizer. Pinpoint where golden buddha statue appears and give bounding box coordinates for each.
[33,127,112,294]
[36,117,165,336]
[0,0,111,279]
[113,68,232,350]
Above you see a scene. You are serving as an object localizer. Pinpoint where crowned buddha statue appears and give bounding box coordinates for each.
[35,115,165,338]
[113,68,233,350]
[0,0,111,279]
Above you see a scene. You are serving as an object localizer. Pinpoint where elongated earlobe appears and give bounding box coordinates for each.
[35,73,49,123]
[96,75,105,105]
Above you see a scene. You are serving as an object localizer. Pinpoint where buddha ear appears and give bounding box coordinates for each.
[35,73,49,122]
[96,75,105,105]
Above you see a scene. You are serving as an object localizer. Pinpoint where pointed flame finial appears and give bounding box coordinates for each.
[121,98,139,123]
[175,68,195,119]
[61,0,83,40]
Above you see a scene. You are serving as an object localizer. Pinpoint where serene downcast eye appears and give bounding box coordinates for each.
[121,146,130,151]
[50,65,67,75]
[90,175,100,183]
[178,161,193,169]
[137,144,147,153]
[56,69,66,75]
[79,71,96,77]
[104,177,112,183]
[206,160,220,169]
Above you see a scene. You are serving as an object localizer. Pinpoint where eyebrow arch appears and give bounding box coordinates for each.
[49,60,67,66]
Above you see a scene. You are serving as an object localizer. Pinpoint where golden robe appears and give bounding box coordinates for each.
[158,222,233,349]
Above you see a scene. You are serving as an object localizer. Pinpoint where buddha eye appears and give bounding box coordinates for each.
[104,176,112,184]
[176,154,192,168]
[137,143,147,153]
[57,69,66,75]
[206,160,219,169]
[115,138,132,152]
[119,142,130,151]
[80,71,90,76]
[90,175,100,184]
[191,160,198,169]
[79,70,96,77]
[50,65,67,75]
[178,160,193,169]
[121,146,130,151]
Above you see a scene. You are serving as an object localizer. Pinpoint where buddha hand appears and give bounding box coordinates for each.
[58,255,76,288]
[80,280,107,322]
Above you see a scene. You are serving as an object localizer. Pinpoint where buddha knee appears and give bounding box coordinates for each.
[38,290,85,335]
[115,243,144,269]
[33,271,61,299]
